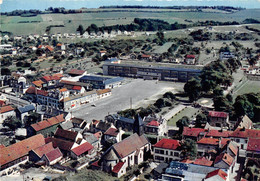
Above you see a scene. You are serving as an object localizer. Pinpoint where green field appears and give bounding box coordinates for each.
[1,9,260,35]
[167,107,201,126]
[234,80,260,97]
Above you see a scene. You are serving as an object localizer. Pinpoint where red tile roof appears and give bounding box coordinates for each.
[0,106,14,113]
[32,142,55,158]
[141,54,151,58]
[180,159,194,164]
[208,111,228,118]
[54,128,78,142]
[230,128,260,139]
[112,133,149,158]
[26,86,48,96]
[59,88,68,92]
[104,128,119,137]
[205,169,227,180]
[154,138,180,150]
[31,114,64,132]
[68,69,85,75]
[72,86,82,91]
[206,130,232,138]
[94,131,102,139]
[247,138,260,152]
[183,127,206,137]
[220,138,231,147]
[0,100,6,107]
[193,157,213,167]
[71,142,94,156]
[186,55,195,59]
[147,120,160,127]
[197,137,219,145]
[45,137,74,151]
[112,162,125,174]
[214,153,234,166]
[44,148,62,162]
[0,134,45,167]
[91,160,101,167]
[32,80,44,87]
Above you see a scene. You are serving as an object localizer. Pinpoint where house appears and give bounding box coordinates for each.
[0,105,15,124]
[27,114,65,137]
[214,153,235,176]
[143,115,167,136]
[193,157,213,167]
[71,117,90,129]
[105,114,135,132]
[16,104,35,124]
[205,130,232,139]
[141,54,152,60]
[182,127,206,141]
[29,142,55,162]
[208,111,230,129]
[32,80,44,88]
[234,115,253,130]
[71,142,95,160]
[185,55,196,64]
[100,50,107,57]
[153,139,181,163]
[101,133,150,178]
[68,69,87,77]
[58,121,73,130]
[0,134,45,174]
[93,121,114,133]
[104,127,125,143]
[54,128,84,143]
[79,75,123,89]
[96,89,111,99]
[219,52,235,60]
[204,169,228,181]
[152,162,169,180]
[197,137,223,156]
[41,148,63,166]
[83,132,101,151]
[246,138,260,159]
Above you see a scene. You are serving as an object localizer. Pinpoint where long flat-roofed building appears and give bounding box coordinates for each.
[103,62,202,82]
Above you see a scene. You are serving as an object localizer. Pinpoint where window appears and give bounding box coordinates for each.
[155,149,160,154]
[166,151,168,155]
[174,152,179,157]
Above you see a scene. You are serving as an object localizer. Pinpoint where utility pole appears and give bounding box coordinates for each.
[130,97,132,109]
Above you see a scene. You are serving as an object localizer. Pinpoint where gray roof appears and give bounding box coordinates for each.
[104,77,124,85]
[59,121,73,130]
[154,162,169,174]
[83,132,98,144]
[17,104,35,114]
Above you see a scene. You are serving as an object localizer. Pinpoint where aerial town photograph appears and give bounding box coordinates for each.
[0,0,259,180]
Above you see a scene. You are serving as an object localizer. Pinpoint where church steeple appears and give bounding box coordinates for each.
[133,114,144,136]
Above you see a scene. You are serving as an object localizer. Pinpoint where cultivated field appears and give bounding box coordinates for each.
[1,9,260,35]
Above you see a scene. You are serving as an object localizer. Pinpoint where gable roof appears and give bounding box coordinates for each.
[32,80,44,87]
[44,148,62,162]
[17,105,35,114]
[104,127,119,137]
[193,157,213,167]
[71,142,94,156]
[96,121,112,132]
[45,137,75,151]
[26,86,48,96]
[32,142,55,158]
[230,128,260,139]
[154,139,180,150]
[112,162,125,174]
[72,86,82,91]
[186,55,195,59]
[112,133,149,158]
[205,169,227,180]
[238,115,253,129]
[206,130,232,138]
[147,120,160,127]
[214,153,234,167]
[68,69,86,75]
[183,127,206,137]
[96,88,111,95]
[197,137,219,146]
[208,111,228,118]
[0,134,45,166]
[31,114,64,132]
[0,105,14,113]
[247,138,260,152]
[54,128,78,142]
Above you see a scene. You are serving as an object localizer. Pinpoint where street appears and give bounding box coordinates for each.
[1,93,30,107]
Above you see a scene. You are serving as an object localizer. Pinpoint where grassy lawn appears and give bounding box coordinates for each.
[153,42,174,54]
[65,169,116,181]
[234,80,260,98]
[168,107,200,126]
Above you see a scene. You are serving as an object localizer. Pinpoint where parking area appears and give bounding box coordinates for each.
[72,79,184,120]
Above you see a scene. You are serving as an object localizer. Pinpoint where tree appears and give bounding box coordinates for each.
[3,116,22,130]
[213,86,224,97]
[184,78,201,102]
[163,91,176,100]
[77,24,85,35]
[195,113,207,128]
[181,138,197,159]
[213,96,233,112]
[234,95,254,119]
[176,116,189,134]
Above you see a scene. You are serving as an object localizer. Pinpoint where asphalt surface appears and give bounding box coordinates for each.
[1,93,30,107]
[71,79,184,120]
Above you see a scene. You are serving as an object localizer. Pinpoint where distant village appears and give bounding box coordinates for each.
[0,23,260,181]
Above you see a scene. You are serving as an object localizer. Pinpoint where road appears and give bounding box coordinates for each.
[72,79,184,120]
[1,93,30,107]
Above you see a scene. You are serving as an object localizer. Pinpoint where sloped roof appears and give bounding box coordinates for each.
[59,121,73,130]
[96,88,111,95]
[32,142,55,158]
[31,114,64,132]
[147,120,160,127]
[104,128,119,137]
[197,137,219,145]
[208,111,228,118]
[193,157,213,167]
[59,88,68,92]
[183,127,206,137]
[71,142,93,156]
[54,128,78,142]
[44,148,62,162]
[206,130,232,138]
[68,69,85,75]
[214,153,233,166]
[72,86,82,91]
[45,137,74,151]
[0,105,14,113]
[103,148,119,161]
[230,128,260,139]
[186,55,195,59]
[32,80,44,87]
[154,139,180,150]
[0,134,45,166]
[112,133,149,158]
[112,162,125,174]
[18,104,35,114]
[247,138,260,152]
[96,121,111,132]
[205,169,227,180]
[238,115,253,129]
